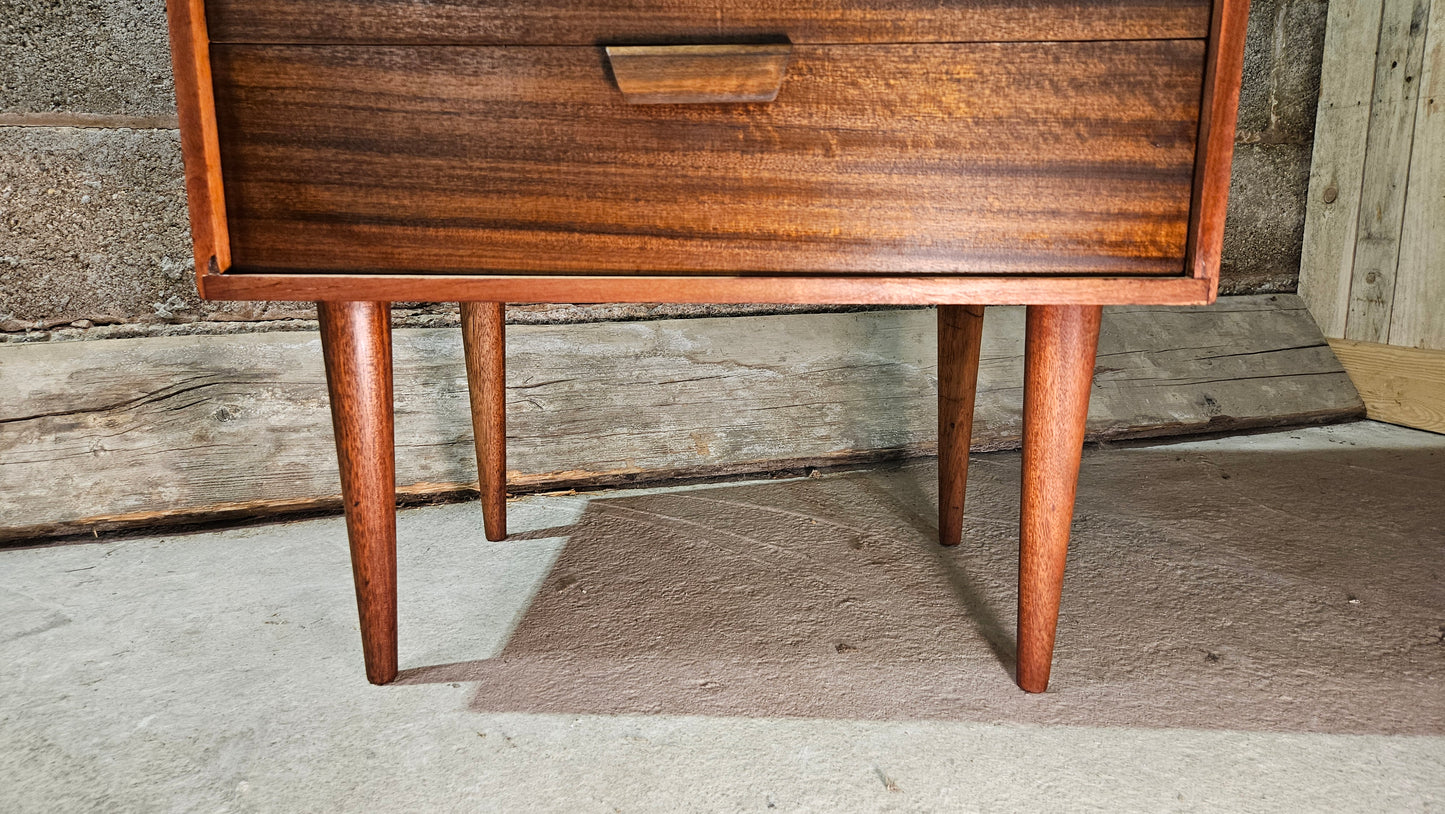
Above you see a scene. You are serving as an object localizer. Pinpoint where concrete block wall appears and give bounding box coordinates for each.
[1224,0,1330,295]
[1,0,1328,339]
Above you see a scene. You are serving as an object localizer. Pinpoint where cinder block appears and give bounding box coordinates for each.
[1235,0,1329,141]
[1236,0,1280,137]
[1270,0,1329,142]
[0,126,219,327]
[0,0,175,117]
[1221,142,1311,287]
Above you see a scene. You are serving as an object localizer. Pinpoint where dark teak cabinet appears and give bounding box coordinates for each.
[167,0,1249,691]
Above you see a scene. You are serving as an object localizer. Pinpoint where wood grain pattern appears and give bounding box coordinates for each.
[461,302,508,541]
[165,0,231,283]
[607,44,791,104]
[318,301,398,685]
[1390,0,1445,350]
[1331,339,1445,433]
[1298,0,1386,338]
[1298,0,1443,354]
[937,305,985,548]
[203,0,1210,46]
[1016,304,1102,693]
[210,41,1205,277]
[1345,0,1432,343]
[1184,0,1250,295]
[0,297,1362,542]
[203,273,1214,306]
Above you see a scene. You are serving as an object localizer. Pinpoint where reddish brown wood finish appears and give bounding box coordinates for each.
[1017,304,1102,693]
[460,302,508,542]
[318,301,398,685]
[209,41,1204,278]
[166,0,1252,693]
[607,44,792,104]
[203,0,1210,46]
[1185,0,1251,294]
[937,305,985,548]
[165,0,231,284]
[202,273,1214,306]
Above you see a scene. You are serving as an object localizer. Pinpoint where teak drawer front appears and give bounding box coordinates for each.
[212,41,1205,277]
[205,0,1209,45]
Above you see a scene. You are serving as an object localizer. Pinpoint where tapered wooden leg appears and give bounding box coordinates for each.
[460,301,507,541]
[1017,304,1102,693]
[938,305,985,547]
[318,300,398,686]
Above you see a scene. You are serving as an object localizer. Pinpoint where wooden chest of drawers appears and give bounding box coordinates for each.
[168,0,1248,692]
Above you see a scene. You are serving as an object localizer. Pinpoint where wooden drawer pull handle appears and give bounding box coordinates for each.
[606,43,792,104]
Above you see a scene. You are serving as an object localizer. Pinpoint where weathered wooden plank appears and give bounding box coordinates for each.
[1391,0,1445,350]
[1331,339,1445,431]
[1299,0,1386,338]
[1345,0,1432,343]
[0,295,1362,542]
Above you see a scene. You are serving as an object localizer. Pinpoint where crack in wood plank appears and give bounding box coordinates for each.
[0,296,1362,541]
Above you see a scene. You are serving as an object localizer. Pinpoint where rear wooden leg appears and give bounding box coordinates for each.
[1017,304,1101,693]
[318,300,398,686]
[460,301,507,541]
[938,304,985,547]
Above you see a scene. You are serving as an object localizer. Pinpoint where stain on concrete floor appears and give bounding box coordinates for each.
[397,429,1444,735]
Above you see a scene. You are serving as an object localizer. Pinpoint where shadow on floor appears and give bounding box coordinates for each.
[397,442,1445,736]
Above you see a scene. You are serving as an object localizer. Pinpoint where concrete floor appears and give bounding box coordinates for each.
[2,421,1442,812]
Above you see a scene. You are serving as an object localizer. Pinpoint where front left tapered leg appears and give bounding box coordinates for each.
[318,300,398,685]
[1016,304,1101,693]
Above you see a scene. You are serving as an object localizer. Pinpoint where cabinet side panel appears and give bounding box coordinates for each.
[167,0,230,289]
[1185,0,1251,298]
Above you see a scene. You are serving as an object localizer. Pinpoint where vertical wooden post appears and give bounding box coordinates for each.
[317,300,398,686]
[938,305,986,547]
[1017,304,1101,693]
[460,301,508,541]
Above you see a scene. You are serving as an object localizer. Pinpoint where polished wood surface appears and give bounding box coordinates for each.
[165,0,229,285]
[318,301,398,685]
[607,44,792,104]
[1017,304,1102,693]
[204,0,1210,46]
[166,0,1253,693]
[202,272,1215,306]
[460,302,508,542]
[209,41,1204,277]
[1185,0,1251,296]
[937,305,985,548]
